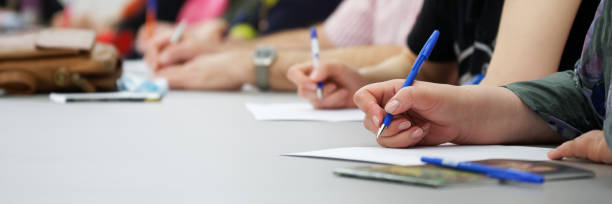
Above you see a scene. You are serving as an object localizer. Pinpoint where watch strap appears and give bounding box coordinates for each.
[255,64,269,90]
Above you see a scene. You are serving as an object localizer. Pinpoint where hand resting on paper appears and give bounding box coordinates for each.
[353,80,562,148]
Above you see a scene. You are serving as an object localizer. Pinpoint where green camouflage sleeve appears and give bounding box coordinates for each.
[504,70,602,140]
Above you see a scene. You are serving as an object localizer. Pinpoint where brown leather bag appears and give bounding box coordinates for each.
[0,29,122,94]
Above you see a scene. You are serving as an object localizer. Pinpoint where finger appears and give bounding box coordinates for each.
[149,31,173,52]
[297,85,314,98]
[548,139,583,160]
[145,32,174,70]
[383,82,439,115]
[355,81,401,134]
[306,82,339,109]
[316,89,350,109]
[362,103,387,134]
[548,132,611,163]
[287,62,317,90]
[144,51,158,71]
[158,43,198,68]
[310,63,336,81]
[353,84,383,113]
[377,117,412,138]
[300,87,320,106]
[353,80,405,111]
[378,125,426,148]
[321,83,338,97]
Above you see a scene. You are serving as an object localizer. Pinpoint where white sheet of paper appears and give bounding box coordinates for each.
[284,144,552,165]
[245,103,365,122]
[123,60,154,79]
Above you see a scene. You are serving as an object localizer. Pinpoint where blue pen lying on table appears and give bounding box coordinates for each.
[421,157,545,184]
[376,30,440,138]
[309,27,324,100]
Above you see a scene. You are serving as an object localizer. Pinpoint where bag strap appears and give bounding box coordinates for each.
[0,71,37,94]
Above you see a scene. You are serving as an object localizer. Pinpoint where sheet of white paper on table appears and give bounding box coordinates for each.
[123,60,154,79]
[284,144,552,166]
[245,103,365,122]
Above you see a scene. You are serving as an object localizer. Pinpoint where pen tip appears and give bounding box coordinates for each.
[376,124,386,139]
[316,88,323,100]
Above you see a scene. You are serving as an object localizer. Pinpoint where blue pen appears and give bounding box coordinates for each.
[309,27,324,100]
[421,157,545,184]
[376,30,440,138]
[469,74,485,85]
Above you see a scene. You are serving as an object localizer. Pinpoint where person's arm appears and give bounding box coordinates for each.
[354,71,598,148]
[223,24,334,51]
[156,45,402,91]
[150,23,333,69]
[481,0,581,86]
[353,79,560,148]
[358,48,459,85]
[267,45,402,90]
[505,70,600,140]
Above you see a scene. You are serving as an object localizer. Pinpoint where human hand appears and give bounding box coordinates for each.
[287,61,367,109]
[154,50,252,90]
[548,130,612,164]
[135,21,174,54]
[354,80,476,148]
[144,19,227,71]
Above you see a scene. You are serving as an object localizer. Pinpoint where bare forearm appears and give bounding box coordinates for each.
[359,49,459,85]
[458,86,561,144]
[222,24,333,51]
[268,45,403,90]
[481,0,580,86]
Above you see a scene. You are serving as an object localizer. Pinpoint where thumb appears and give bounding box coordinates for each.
[383,82,439,115]
[309,63,332,81]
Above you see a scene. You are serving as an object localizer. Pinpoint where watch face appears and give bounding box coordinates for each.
[253,46,276,66]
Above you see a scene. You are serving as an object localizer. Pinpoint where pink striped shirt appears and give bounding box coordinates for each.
[324,0,423,46]
[177,0,228,25]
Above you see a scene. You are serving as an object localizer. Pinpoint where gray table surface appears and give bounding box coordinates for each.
[1,91,611,204]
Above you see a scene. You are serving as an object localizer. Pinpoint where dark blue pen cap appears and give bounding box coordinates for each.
[310,27,317,38]
[419,30,440,58]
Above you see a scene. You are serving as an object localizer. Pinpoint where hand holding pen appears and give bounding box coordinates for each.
[376,30,439,138]
[287,28,367,109]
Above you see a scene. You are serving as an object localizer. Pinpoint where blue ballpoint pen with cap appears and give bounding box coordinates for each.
[421,157,545,184]
[309,27,324,100]
[376,30,440,138]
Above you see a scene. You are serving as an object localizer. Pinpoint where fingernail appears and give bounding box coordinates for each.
[398,121,412,130]
[385,100,400,113]
[412,128,423,139]
[372,116,380,125]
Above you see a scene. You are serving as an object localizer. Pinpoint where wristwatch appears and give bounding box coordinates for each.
[252,46,277,90]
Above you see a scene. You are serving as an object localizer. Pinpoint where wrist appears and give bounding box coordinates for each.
[242,51,257,85]
[228,50,255,85]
